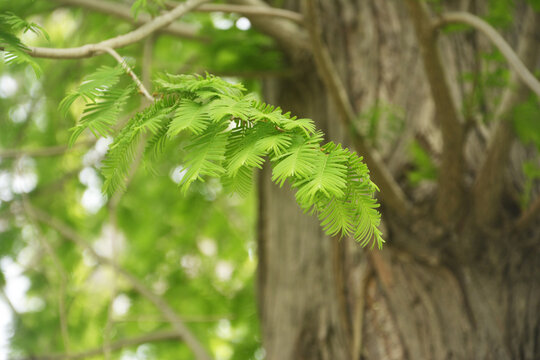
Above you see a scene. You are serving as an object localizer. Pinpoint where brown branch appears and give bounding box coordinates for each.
[434,12,540,98]
[516,195,540,231]
[300,0,411,217]
[404,0,465,225]
[24,205,213,360]
[20,330,181,360]
[473,10,540,227]
[226,0,310,58]
[175,2,304,24]
[351,265,373,360]
[24,0,210,59]
[0,139,95,159]
[52,0,206,41]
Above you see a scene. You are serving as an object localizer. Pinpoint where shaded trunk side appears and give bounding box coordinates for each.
[257,0,540,359]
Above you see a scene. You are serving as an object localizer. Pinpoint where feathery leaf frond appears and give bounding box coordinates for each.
[89,73,383,247]
[168,99,210,136]
[271,133,323,186]
[59,66,126,116]
[0,12,47,76]
[179,123,230,192]
[69,85,135,146]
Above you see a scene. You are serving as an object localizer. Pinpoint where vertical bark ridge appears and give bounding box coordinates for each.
[255,1,540,359]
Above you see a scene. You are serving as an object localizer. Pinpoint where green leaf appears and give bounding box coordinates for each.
[512,97,540,151]
[280,117,316,136]
[294,145,348,205]
[207,96,253,123]
[248,102,286,125]
[69,85,135,146]
[59,66,125,116]
[0,14,42,76]
[180,123,230,192]
[271,133,322,187]
[168,99,211,136]
[317,196,356,237]
[225,125,267,175]
[0,12,50,41]
[354,195,384,249]
[100,73,384,247]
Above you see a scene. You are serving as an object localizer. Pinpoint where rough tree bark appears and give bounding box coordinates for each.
[257,1,540,359]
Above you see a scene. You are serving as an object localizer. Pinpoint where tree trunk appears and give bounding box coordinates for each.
[257,1,540,359]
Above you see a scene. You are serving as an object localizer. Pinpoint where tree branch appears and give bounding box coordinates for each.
[23,0,210,59]
[20,330,181,360]
[226,0,310,58]
[300,0,411,217]
[473,10,540,227]
[52,0,206,41]
[404,0,465,225]
[170,2,304,24]
[24,204,213,360]
[433,11,540,98]
[0,139,95,159]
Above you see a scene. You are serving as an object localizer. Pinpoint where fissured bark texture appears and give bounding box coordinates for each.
[257,1,539,359]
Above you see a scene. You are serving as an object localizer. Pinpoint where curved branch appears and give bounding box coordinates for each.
[24,0,210,59]
[53,0,206,41]
[24,204,213,360]
[226,0,310,57]
[301,0,411,217]
[21,330,180,360]
[405,0,465,225]
[434,11,540,98]
[188,3,303,24]
[473,10,540,227]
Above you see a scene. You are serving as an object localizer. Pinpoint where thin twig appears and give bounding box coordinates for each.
[433,11,540,98]
[0,139,95,159]
[300,0,411,216]
[21,0,210,59]
[107,36,156,211]
[19,330,181,360]
[25,204,213,360]
[98,47,154,102]
[473,10,540,227]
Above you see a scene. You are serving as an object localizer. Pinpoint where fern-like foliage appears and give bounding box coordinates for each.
[58,65,136,146]
[66,72,384,248]
[0,12,49,76]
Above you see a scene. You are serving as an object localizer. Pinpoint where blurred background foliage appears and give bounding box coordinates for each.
[0,0,539,359]
[0,0,281,358]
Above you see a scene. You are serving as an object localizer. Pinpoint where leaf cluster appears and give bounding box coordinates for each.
[59,65,136,146]
[64,73,384,248]
[0,12,49,76]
